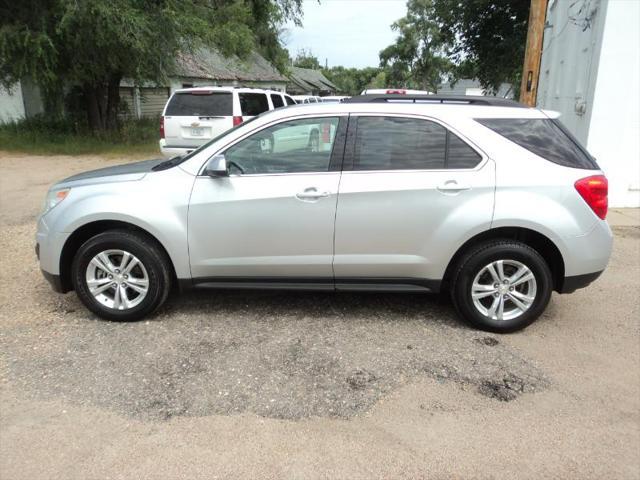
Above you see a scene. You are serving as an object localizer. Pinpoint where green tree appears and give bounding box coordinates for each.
[293,48,321,69]
[0,0,301,130]
[248,0,303,72]
[379,0,452,92]
[322,66,382,96]
[432,0,529,94]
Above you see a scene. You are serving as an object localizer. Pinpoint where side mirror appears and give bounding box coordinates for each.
[204,154,228,177]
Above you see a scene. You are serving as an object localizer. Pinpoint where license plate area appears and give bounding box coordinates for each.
[190,127,204,137]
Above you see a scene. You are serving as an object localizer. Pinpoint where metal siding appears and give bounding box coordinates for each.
[140,87,170,117]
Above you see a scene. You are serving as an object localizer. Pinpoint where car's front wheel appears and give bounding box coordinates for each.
[71,230,171,321]
[451,240,553,333]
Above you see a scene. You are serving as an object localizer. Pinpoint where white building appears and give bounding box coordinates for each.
[537,0,640,207]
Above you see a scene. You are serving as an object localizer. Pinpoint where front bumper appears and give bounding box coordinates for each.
[36,214,72,293]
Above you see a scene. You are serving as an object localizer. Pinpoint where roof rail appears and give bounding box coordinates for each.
[342,94,525,108]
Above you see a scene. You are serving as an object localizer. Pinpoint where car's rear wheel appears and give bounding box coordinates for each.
[450,240,552,333]
[71,230,171,321]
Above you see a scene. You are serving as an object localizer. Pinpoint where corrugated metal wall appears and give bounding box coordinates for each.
[139,88,170,117]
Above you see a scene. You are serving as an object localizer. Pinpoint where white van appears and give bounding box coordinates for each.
[159,87,296,157]
[292,95,322,104]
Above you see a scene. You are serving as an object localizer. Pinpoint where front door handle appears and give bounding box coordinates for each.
[296,187,331,201]
[437,180,471,193]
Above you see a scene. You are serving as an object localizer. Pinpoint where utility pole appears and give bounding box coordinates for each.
[519,0,548,106]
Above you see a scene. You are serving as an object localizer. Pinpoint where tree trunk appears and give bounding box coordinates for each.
[84,76,121,131]
[105,74,121,130]
[84,84,104,131]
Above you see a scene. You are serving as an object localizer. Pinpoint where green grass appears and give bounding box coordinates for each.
[0,116,161,157]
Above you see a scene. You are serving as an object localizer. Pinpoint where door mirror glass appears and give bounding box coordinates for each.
[204,154,228,177]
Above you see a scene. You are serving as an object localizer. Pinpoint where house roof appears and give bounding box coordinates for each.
[288,67,338,92]
[175,48,287,83]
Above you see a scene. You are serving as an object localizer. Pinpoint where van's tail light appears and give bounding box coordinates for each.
[575,175,608,219]
[160,116,165,139]
[233,116,243,126]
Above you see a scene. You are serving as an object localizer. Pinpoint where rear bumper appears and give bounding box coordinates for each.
[41,269,67,293]
[559,270,603,294]
[159,140,196,158]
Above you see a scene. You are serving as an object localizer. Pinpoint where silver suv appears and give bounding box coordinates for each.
[36,94,613,332]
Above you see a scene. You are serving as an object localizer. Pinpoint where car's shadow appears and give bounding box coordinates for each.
[165,288,462,328]
[6,284,550,422]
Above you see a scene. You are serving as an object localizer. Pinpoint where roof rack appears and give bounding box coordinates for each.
[342,94,525,108]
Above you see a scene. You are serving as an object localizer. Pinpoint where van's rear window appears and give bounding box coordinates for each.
[165,92,232,116]
[476,118,599,169]
[239,93,269,116]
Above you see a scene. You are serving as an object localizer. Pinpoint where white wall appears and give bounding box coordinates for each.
[0,83,25,123]
[586,0,640,207]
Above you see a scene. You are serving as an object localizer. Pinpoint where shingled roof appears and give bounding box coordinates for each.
[288,66,338,92]
[175,48,287,83]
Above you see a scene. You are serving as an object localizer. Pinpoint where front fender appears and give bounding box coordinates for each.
[43,168,195,278]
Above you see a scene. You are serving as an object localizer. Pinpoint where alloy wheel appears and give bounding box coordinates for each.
[85,249,149,310]
[471,259,537,321]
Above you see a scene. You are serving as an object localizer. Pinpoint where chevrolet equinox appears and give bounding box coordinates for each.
[36,94,612,332]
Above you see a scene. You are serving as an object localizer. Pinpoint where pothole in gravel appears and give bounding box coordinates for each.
[1,290,549,421]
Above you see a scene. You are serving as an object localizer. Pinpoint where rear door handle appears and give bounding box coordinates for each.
[296,187,331,201]
[437,180,471,193]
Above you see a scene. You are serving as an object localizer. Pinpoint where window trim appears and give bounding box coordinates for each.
[197,113,349,177]
[342,113,488,173]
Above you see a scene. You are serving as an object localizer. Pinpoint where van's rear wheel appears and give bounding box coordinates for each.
[71,230,171,321]
[451,240,552,333]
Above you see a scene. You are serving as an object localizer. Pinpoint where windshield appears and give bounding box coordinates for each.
[165,92,232,116]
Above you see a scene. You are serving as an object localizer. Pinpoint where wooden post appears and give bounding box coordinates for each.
[519,0,548,106]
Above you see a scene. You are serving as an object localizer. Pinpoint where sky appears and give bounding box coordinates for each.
[283,0,408,69]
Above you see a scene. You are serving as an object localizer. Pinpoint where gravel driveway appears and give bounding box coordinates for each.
[1,151,639,479]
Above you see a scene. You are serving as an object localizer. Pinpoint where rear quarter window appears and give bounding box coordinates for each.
[476,118,598,169]
[239,93,270,116]
[270,94,284,108]
[165,92,232,116]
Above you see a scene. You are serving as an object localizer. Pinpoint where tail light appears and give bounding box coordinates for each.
[233,116,243,126]
[321,123,331,143]
[386,89,406,94]
[160,116,165,139]
[575,175,608,219]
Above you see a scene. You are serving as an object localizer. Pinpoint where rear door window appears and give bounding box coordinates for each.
[270,94,284,108]
[352,117,446,170]
[476,118,598,169]
[165,92,232,116]
[351,116,482,170]
[239,93,270,116]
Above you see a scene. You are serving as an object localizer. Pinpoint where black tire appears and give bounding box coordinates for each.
[450,240,552,333]
[71,229,171,321]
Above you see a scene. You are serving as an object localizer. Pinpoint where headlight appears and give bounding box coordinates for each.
[42,188,70,215]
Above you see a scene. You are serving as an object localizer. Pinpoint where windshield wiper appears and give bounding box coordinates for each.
[152,155,184,171]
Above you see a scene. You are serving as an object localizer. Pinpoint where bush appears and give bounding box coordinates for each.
[0,115,160,156]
